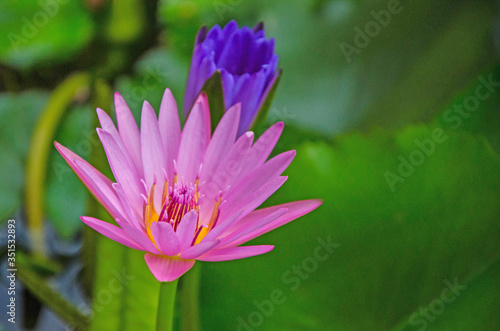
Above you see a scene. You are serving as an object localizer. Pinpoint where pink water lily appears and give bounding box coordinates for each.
[55,88,321,282]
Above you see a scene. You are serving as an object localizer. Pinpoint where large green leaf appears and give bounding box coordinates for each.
[89,236,162,331]
[0,0,94,69]
[45,104,93,239]
[210,0,497,136]
[0,91,48,221]
[199,124,500,330]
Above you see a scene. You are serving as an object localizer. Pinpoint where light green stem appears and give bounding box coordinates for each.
[181,264,201,331]
[156,279,179,331]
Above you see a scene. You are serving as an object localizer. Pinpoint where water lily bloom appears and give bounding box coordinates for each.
[55,89,321,282]
[184,20,280,136]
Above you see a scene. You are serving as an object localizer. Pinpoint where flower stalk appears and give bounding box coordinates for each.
[156,279,179,331]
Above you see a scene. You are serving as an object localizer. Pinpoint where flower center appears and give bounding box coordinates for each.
[144,177,222,249]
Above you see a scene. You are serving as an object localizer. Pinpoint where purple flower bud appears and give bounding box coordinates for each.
[184,20,280,135]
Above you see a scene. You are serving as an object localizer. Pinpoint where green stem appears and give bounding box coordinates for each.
[180,264,201,331]
[156,279,179,331]
[25,73,89,257]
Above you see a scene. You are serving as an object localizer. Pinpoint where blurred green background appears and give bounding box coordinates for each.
[1,0,500,330]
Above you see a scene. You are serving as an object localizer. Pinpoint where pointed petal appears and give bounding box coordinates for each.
[224,200,322,247]
[200,211,242,243]
[115,92,143,175]
[180,240,220,259]
[150,221,181,256]
[177,93,210,183]
[197,245,274,262]
[112,183,144,231]
[219,176,288,223]
[81,216,143,250]
[97,108,140,175]
[226,150,295,200]
[240,122,284,177]
[219,208,287,247]
[74,159,125,221]
[176,210,198,251]
[201,131,254,201]
[54,142,122,220]
[144,254,195,282]
[200,103,240,184]
[158,88,181,181]
[141,101,167,209]
[97,129,144,214]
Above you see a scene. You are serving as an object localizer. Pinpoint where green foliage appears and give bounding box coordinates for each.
[0,91,48,221]
[200,124,500,330]
[0,0,94,69]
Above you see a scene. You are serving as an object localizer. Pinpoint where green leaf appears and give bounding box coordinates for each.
[0,90,48,222]
[44,104,94,239]
[0,0,94,69]
[199,124,500,330]
[89,237,162,331]
[199,70,225,132]
[251,69,282,131]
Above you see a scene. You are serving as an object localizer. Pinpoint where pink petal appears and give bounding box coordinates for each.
[144,254,195,282]
[200,131,254,202]
[200,103,240,184]
[54,142,121,220]
[176,210,198,251]
[112,183,144,231]
[114,217,159,254]
[219,176,288,223]
[115,92,144,175]
[97,129,144,214]
[219,207,288,247]
[140,101,167,209]
[150,221,181,256]
[97,108,140,175]
[223,200,323,248]
[199,211,243,243]
[240,122,284,178]
[225,150,295,204]
[180,240,220,259]
[74,160,125,221]
[81,216,143,250]
[220,149,295,219]
[158,88,181,181]
[197,245,274,262]
[177,93,211,183]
